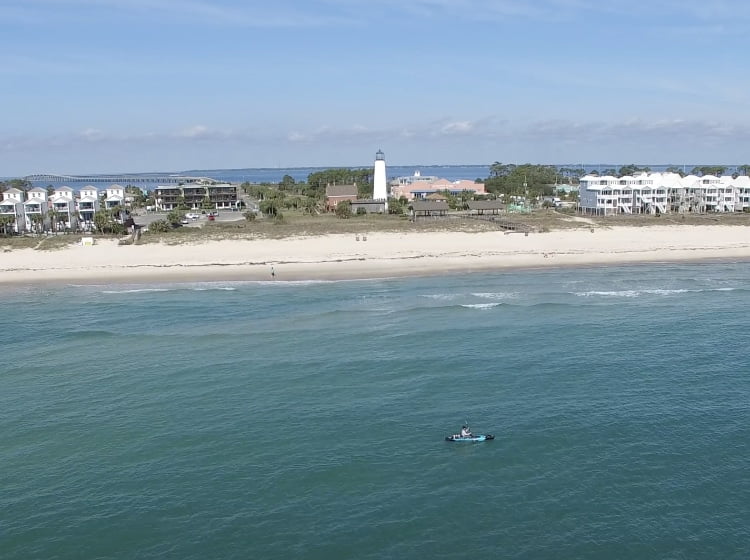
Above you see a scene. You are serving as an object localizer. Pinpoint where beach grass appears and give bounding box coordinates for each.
[1,234,90,252]
[1,210,748,251]
[137,211,539,245]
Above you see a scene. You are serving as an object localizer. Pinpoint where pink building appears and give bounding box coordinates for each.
[390,171,486,200]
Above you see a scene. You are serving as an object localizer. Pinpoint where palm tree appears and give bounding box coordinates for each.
[48,208,60,233]
[0,215,14,236]
[29,213,44,234]
[93,209,115,233]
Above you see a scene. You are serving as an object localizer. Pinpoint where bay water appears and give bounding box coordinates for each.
[2,262,749,559]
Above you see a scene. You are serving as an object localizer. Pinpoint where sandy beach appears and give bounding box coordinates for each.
[2,225,750,285]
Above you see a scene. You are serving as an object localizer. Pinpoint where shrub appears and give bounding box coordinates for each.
[166,209,184,224]
[148,219,173,233]
[335,201,352,219]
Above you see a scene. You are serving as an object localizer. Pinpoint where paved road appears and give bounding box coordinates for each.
[133,211,247,229]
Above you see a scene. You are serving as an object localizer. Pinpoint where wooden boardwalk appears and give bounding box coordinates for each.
[462,213,533,232]
[414,212,533,233]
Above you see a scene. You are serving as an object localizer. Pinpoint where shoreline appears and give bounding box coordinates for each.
[2,225,750,286]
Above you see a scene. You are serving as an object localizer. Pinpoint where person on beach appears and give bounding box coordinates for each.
[271,266,275,278]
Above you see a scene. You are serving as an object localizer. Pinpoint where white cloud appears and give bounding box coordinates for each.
[439,121,474,135]
[178,125,211,139]
[79,128,104,140]
[4,116,750,172]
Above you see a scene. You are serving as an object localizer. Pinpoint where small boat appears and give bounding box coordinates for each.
[445,434,494,442]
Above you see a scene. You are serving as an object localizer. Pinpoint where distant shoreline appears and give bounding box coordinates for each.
[3,225,750,287]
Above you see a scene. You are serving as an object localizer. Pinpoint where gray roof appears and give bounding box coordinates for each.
[325,184,358,197]
[467,200,504,210]
[410,200,450,211]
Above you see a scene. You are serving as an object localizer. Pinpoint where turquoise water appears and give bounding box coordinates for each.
[2,263,749,559]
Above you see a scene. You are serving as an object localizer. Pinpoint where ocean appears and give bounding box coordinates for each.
[2,262,749,559]
[180,165,491,184]
[22,165,491,190]
[19,163,748,189]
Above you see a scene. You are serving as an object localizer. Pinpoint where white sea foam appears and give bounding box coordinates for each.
[574,289,692,298]
[471,292,516,300]
[460,302,502,309]
[101,288,171,294]
[420,293,460,301]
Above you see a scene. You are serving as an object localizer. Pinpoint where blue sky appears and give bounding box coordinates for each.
[2,0,749,175]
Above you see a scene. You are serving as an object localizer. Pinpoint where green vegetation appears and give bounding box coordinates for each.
[166,209,186,225]
[147,219,173,233]
[125,185,148,208]
[0,179,32,191]
[0,214,15,236]
[93,209,126,234]
[335,201,352,219]
[690,166,727,176]
[485,163,558,199]
[617,164,652,176]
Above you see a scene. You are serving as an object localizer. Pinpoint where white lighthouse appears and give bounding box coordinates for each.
[373,149,388,210]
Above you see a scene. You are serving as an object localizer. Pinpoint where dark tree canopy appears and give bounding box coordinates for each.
[690,166,727,177]
[484,163,558,198]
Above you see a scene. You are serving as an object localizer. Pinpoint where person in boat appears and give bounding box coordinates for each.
[460,426,473,438]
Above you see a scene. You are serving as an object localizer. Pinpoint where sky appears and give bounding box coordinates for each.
[2,0,750,175]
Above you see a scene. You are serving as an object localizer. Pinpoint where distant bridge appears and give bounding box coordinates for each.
[24,173,218,185]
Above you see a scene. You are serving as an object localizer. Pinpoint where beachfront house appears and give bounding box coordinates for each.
[23,187,49,233]
[78,185,99,230]
[104,184,125,210]
[325,184,358,211]
[0,187,25,233]
[732,176,750,212]
[49,186,77,231]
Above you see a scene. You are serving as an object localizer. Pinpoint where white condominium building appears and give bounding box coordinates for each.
[579,172,750,215]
